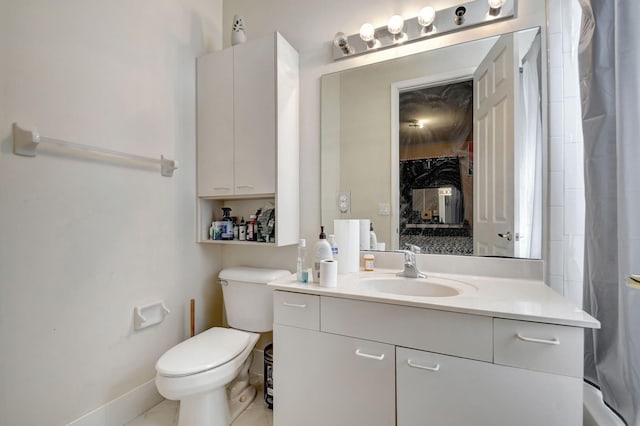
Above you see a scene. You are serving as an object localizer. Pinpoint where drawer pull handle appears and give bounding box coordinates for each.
[355,349,385,361]
[283,302,307,309]
[236,185,255,189]
[213,186,230,190]
[407,359,440,372]
[516,333,560,345]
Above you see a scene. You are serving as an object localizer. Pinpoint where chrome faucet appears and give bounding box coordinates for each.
[396,245,426,278]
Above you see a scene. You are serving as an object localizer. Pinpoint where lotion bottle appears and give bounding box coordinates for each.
[370,222,378,250]
[313,226,333,283]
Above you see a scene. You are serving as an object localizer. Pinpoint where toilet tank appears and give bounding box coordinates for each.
[218,267,291,332]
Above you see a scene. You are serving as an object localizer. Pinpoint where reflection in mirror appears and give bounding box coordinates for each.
[321,27,543,259]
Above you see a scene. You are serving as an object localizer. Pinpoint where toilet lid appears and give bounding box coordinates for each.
[156,327,251,377]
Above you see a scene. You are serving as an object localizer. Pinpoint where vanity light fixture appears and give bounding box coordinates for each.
[387,15,407,43]
[488,0,506,16]
[331,0,516,60]
[408,120,425,129]
[359,23,379,49]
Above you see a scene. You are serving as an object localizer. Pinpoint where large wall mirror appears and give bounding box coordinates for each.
[321,27,544,259]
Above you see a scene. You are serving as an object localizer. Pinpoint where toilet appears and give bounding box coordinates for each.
[155,267,290,426]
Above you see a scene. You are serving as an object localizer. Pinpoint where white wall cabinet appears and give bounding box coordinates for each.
[196,32,299,246]
[273,291,584,425]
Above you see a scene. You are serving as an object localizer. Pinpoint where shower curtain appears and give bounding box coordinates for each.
[515,32,542,259]
[579,1,640,424]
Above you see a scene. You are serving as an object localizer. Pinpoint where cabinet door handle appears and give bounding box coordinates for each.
[213,186,231,191]
[355,349,385,361]
[283,302,307,309]
[516,333,560,345]
[407,359,440,372]
[236,185,255,190]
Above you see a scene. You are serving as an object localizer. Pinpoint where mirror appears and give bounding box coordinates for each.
[321,27,543,259]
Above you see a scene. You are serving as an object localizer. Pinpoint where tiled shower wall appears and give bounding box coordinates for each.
[548,0,585,307]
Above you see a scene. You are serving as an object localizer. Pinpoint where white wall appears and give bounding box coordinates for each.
[0,1,223,424]
[221,0,545,265]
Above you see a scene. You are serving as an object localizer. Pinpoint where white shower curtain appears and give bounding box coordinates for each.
[579,1,640,424]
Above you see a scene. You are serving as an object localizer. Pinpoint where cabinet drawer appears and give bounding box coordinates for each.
[493,318,583,377]
[274,291,319,330]
[321,296,493,362]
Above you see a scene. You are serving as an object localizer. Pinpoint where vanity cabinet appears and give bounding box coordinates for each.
[196,32,299,246]
[273,291,584,425]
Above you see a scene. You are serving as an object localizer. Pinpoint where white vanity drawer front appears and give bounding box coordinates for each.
[274,291,320,330]
[321,296,493,362]
[493,318,583,377]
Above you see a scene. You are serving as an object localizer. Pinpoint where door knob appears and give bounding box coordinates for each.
[498,231,513,241]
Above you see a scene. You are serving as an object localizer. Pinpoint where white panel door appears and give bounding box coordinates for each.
[396,347,582,426]
[234,34,277,195]
[196,49,234,197]
[274,324,395,426]
[473,33,516,256]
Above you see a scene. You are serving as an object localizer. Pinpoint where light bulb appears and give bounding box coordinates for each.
[418,6,436,28]
[387,14,405,35]
[359,23,375,42]
[333,32,352,55]
[359,23,379,49]
[488,0,505,15]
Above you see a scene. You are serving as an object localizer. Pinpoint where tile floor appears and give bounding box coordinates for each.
[126,389,272,426]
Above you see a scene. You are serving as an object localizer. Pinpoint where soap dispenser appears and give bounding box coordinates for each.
[370,222,378,250]
[313,226,333,283]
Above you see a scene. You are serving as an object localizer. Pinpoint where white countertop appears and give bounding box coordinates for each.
[268,269,600,328]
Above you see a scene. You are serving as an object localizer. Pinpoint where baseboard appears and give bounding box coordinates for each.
[67,379,163,426]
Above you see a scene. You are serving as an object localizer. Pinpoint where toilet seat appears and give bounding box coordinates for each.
[156,327,252,377]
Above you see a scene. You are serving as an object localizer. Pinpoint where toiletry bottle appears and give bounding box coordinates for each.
[221,208,234,240]
[209,221,215,240]
[369,223,378,250]
[239,217,246,241]
[313,226,333,283]
[247,214,256,241]
[296,239,308,283]
[328,234,339,261]
[233,221,239,240]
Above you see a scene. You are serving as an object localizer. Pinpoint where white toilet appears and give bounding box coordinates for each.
[155,267,290,426]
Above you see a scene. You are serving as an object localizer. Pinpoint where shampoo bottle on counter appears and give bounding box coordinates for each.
[313,226,333,283]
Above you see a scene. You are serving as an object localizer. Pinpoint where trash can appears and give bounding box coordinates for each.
[264,343,273,409]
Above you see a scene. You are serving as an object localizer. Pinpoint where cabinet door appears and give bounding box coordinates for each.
[274,324,395,426]
[233,35,276,195]
[396,347,582,426]
[196,49,234,197]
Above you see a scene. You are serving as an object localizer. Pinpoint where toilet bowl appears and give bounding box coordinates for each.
[155,267,290,426]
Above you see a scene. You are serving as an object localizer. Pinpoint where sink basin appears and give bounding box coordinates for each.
[361,276,463,298]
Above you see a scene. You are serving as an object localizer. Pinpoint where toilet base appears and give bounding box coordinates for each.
[178,386,229,426]
[229,384,257,423]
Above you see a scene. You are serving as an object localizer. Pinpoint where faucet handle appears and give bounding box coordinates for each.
[396,249,415,263]
[404,243,422,254]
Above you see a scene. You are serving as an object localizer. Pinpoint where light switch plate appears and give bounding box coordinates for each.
[378,202,390,216]
[337,191,351,214]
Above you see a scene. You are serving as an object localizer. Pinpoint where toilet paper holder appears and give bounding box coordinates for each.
[134,301,170,330]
